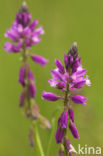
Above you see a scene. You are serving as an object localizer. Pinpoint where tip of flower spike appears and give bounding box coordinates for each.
[20,2,28,13]
[72,42,77,48]
[68,42,78,57]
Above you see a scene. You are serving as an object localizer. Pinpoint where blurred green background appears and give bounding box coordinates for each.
[0,0,103,155]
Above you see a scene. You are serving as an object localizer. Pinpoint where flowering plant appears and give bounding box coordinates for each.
[4,3,50,155]
[42,42,91,155]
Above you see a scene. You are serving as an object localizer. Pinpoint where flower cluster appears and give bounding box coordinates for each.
[4,2,44,53]
[42,42,91,155]
[4,2,50,147]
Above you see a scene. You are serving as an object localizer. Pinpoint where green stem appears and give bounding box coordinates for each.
[63,81,70,156]
[34,123,45,156]
[46,107,61,156]
[22,41,44,155]
[46,118,55,156]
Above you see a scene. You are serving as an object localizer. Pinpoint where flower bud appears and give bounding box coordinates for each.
[28,83,36,98]
[42,91,59,101]
[69,123,79,139]
[68,107,74,122]
[28,126,34,147]
[72,95,87,105]
[39,116,51,130]
[55,59,65,74]
[31,103,39,119]
[19,92,26,107]
[31,55,48,66]
[55,128,63,143]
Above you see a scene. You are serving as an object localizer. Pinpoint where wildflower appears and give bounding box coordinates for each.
[42,42,91,155]
[4,2,50,147]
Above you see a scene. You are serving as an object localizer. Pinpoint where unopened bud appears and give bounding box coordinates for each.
[39,115,51,130]
[31,103,39,119]
[28,126,34,147]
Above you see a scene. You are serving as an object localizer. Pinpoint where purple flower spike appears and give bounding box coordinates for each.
[68,107,74,122]
[4,3,50,149]
[69,123,79,139]
[19,92,26,107]
[72,95,87,105]
[43,42,90,152]
[59,112,68,129]
[55,59,65,74]
[31,55,48,66]
[55,128,63,143]
[28,83,36,98]
[42,91,59,101]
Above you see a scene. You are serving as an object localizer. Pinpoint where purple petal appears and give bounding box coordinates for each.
[72,95,87,105]
[69,123,79,139]
[32,26,44,36]
[51,69,63,80]
[65,139,72,155]
[28,70,34,81]
[16,10,31,27]
[68,107,74,122]
[4,42,22,53]
[29,19,38,31]
[31,55,48,66]
[57,82,66,89]
[58,112,68,129]
[18,66,26,86]
[5,29,19,42]
[42,91,59,101]
[74,80,86,88]
[48,79,57,87]
[55,128,63,143]
[64,54,69,71]
[76,68,87,77]
[55,59,65,74]
[19,92,26,107]
[28,83,36,98]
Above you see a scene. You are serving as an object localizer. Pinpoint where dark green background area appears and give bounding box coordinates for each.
[0,0,103,155]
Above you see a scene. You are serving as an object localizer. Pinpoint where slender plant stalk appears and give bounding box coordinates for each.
[34,122,45,156]
[22,42,44,156]
[46,109,59,156]
[64,88,69,155]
